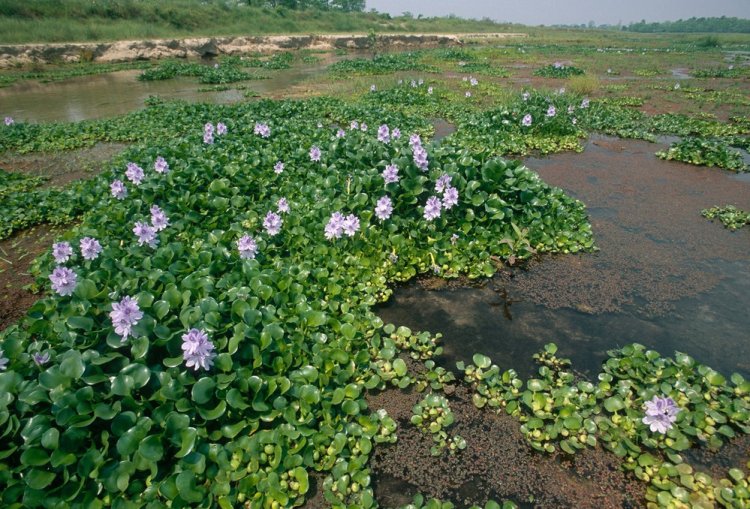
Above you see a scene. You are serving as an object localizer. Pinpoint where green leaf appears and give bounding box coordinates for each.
[603,396,625,412]
[21,447,49,467]
[392,358,407,377]
[139,435,164,462]
[67,316,93,331]
[75,279,98,300]
[191,377,216,405]
[26,469,56,489]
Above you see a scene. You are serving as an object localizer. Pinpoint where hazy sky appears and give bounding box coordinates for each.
[365,0,750,26]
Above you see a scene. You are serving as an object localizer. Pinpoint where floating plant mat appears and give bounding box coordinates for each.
[0,70,749,508]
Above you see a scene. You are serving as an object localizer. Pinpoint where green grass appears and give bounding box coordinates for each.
[0,0,521,44]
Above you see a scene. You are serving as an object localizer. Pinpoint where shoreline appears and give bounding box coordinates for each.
[0,32,527,69]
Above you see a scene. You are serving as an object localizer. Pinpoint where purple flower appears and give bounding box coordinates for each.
[411,80,417,88]
[442,186,459,210]
[154,156,169,174]
[413,145,429,171]
[317,122,323,128]
[360,123,368,132]
[572,118,578,125]
[80,237,102,260]
[274,161,285,174]
[33,352,50,366]
[254,122,270,138]
[309,146,321,162]
[553,61,563,69]
[350,120,359,130]
[204,122,214,134]
[182,329,216,371]
[263,211,282,236]
[451,233,459,245]
[642,395,681,434]
[52,242,73,264]
[370,84,376,92]
[392,127,401,139]
[465,91,472,98]
[49,266,77,296]
[0,354,8,371]
[133,221,158,248]
[342,214,360,237]
[237,234,258,259]
[336,129,346,138]
[125,162,145,185]
[435,174,452,193]
[546,105,556,117]
[324,212,345,240]
[203,131,214,145]
[567,105,575,115]
[150,205,169,232]
[424,196,442,221]
[470,77,478,86]
[581,98,590,108]
[522,92,530,101]
[377,124,390,143]
[409,133,422,147]
[382,164,399,184]
[111,179,128,200]
[427,87,433,95]
[216,122,227,135]
[418,78,424,85]
[389,253,398,263]
[375,196,393,221]
[4,116,14,126]
[277,197,290,213]
[110,296,143,341]
[522,114,532,127]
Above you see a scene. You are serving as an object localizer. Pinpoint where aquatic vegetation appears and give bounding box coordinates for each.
[461,343,750,507]
[0,61,151,88]
[701,205,750,231]
[0,91,594,507]
[243,52,294,70]
[657,138,747,172]
[328,53,438,77]
[411,393,466,455]
[138,60,265,84]
[633,68,662,77]
[397,495,516,509]
[533,63,585,78]
[691,67,746,79]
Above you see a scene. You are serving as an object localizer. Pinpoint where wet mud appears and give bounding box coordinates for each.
[0,224,67,331]
[0,142,128,187]
[367,384,645,508]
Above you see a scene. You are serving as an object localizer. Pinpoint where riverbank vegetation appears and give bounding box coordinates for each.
[0,0,517,44]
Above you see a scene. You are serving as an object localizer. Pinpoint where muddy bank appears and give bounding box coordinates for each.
[0,33,527,68]
[368,383,645,508]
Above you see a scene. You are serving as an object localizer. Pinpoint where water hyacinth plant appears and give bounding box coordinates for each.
[2,89,691,509]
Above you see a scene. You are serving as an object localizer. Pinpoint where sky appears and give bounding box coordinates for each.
[365,0,750,26]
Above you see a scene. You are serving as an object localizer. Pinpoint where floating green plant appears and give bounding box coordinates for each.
[701,205,750,231]
[411,393,466,456]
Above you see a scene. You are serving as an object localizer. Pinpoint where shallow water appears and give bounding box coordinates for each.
[378,135,750,380]
[0,56,341,123]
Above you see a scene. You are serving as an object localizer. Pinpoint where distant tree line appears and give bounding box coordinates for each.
[623,16,750,33]
[243,0,365,12]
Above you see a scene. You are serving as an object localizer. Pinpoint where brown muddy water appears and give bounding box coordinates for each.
[378,135,750,380]
[0,56,342,123]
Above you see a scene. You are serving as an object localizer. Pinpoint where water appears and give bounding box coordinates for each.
[0,56,343,123]
[378,135,750,380]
